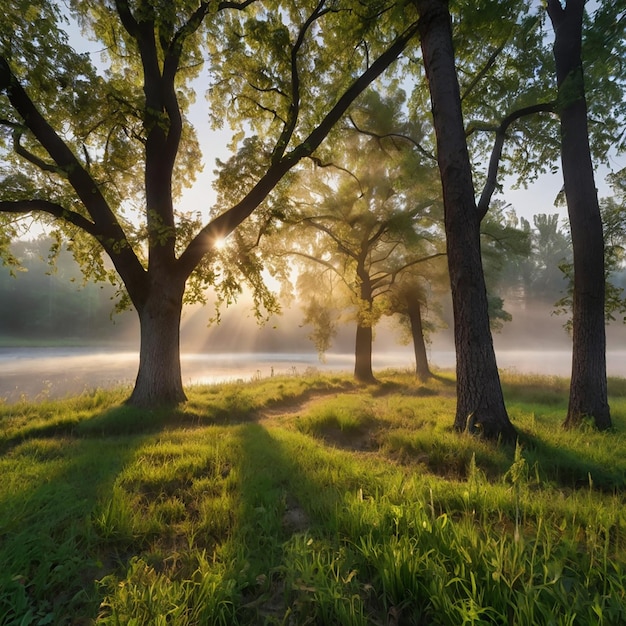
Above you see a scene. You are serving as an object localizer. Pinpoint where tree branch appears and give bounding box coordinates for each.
[0,55,147,301]
[286,249,355,293]
[217,0,259,9]
[477,101,557,220]
[302,217,358,260]
[369,238,402,266]
[460,38,508,102]
[348,114,436,161]
[178,18,420,278]
[248,81,288,99]
[239,94,287,125]
[0,199,99,236]
[546,0,566,27]
[271,0,331,164]
[114,0,140,38]
[0,117,22,129]
[12,129,64,175]
[307,156,364,196]
[388,251,447,280]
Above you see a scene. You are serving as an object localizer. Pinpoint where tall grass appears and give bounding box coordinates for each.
[0,371,624,624]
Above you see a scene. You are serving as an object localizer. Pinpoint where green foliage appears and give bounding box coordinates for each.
[264,87,447,358]
[600,170,626,323]
[1,372,625,624]
[1,0,421,333]
[495,212,573,312]
[581,1,626,159]
[553,171,626,328]
[453,0,625,193]
[480,201,531,329]
[0,237,137,342]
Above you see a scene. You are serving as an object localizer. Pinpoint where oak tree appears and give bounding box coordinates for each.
[0,0,420,406]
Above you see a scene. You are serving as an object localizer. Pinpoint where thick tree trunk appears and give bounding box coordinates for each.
[127,278,187,408]
[415,0,516,442]
[547,0,611,430]
[406,295,432,382]
[354,322,376,383]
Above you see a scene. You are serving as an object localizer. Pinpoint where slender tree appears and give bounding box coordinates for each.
[275,131,444,383]
[412,0,517,442]
[385,276,445,381]
[547,0,611,429]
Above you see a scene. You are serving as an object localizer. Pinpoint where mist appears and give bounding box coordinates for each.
[1,237,625,402]
[1,290,625,403]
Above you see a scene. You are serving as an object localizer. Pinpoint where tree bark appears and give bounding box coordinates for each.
[414,0,516,442]
[353,257,377,384]
[354,322,376,383]
[547,0,611,430]
[127,276,187,407]
[406,294,432,381]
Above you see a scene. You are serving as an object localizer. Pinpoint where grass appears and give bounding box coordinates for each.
[0,370,625,625]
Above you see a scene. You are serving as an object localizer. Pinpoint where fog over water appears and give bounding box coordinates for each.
[1,344,625,404]
[1,299,625,403]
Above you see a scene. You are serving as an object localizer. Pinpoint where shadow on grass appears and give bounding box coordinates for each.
[0,405,170,456]
[517,429,626,492]
[232,422,368,624]
[357,372,455,401]
[0,398,262,456]
[0,420,153,623]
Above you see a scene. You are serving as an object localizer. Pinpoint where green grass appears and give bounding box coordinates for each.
[1,370,625,625]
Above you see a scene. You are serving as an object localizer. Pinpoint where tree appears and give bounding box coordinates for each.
[413,0,517,442]
[385,274,445,381]
[547,0,611,430]
[557,182,626,329]
[0,0,421,406]
[274,116,445,383]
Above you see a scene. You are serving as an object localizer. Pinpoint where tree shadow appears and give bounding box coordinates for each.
[0,409,154,622]
[231,422,370,623]
[0,396,266,456]
[1,374,405,623]
[364,372,455,399]
[516,429,626,492]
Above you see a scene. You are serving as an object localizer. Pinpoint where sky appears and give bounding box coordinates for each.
[28,5,626,240]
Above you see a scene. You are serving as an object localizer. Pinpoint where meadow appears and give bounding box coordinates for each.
[0,370,625,625]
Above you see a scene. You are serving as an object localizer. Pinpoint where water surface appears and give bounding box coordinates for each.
[0,347,624,403]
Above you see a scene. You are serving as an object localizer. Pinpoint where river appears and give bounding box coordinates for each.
[0,346,625,403]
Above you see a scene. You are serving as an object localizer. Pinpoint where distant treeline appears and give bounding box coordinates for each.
[0,238,329,351]
[0,238,137,344]
[1,230,624,349]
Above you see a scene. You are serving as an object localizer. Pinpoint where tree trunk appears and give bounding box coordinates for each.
[415,0,516,442]
[547,0,611,430]
[127,277,187,408]
[354,251,377,383]
[406,294,432,382]
[354,322,376,383]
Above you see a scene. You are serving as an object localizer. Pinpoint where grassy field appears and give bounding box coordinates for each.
[0,370,625,625]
